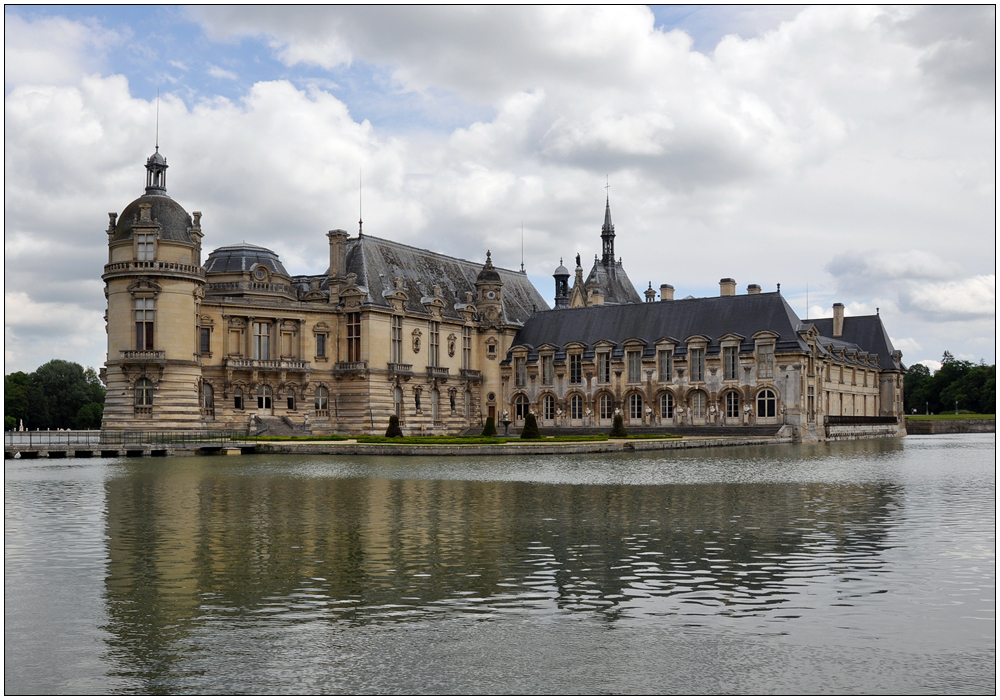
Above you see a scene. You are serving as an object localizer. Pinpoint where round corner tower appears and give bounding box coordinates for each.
[101,149,207,430]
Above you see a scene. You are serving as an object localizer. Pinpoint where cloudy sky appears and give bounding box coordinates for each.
[5,6,995,375]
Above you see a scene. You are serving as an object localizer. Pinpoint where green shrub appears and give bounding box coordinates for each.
[385,414,404,437]
[4,416,16,431]
[610,413,627,438]
[481,416,497,437]
[520,412,542,439]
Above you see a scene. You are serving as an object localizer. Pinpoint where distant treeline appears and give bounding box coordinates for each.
[904,352,995,415]
[5,360,106,431]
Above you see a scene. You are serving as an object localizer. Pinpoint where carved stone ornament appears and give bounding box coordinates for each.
[412,328,422,354]
[447,333,457,357]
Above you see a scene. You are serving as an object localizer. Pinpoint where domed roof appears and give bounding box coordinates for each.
[147,150,167,166]
[205,244,290,277]
[113,194,194,243]
[476,250,502,284]
[553,259,569,277]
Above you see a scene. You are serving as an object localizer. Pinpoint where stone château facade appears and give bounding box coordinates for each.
[102,150,905,439]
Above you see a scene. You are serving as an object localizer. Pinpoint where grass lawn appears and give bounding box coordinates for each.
[905,414,995,421]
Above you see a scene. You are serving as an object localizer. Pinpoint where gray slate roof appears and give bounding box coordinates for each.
[511,292,808,359]
[585,259,643,305]
[113,194,194,243]
[343,234,549,323]
[205,244,290,277]
[804,316,903,371]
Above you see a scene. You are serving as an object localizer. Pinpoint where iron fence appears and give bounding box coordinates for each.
[5,430,254,447]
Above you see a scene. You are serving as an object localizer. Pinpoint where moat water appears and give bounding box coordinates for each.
[5,434,995,694]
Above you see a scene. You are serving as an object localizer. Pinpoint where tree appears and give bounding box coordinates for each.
[904,363,931,414]
[4,360,106,430]
[76,403,104,430]
[385,414,403,438]
[610,413,627,438]
[481,416,497,437]
[520,412,542,439]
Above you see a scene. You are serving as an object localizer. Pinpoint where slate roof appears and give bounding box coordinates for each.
[341,234,549,323]
[585,259,643,305]
[510,292,808,360]
[205,244,290,277]
[113,193,195,243]
[804,316,903,371]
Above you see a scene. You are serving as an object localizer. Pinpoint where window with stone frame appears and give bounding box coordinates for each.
[757,388,777,417]
[391,316,403,364]
[199,326,211,355]
[316,332,327,359]
[544,395,555,421]
[542,355,554,385]
[233,388,244,410]
[315,386,329,413]
[347,312,362,362]
[629,393,643,419]
[723,346,738,380]
[627,350,641,383]
[257,385,273,409]
[725,391,740,418]
[600,394,614,420]
[659,392,674,418]
[658,349,673,382]
[514,394,529,421]
[135,378,153,410]
[429,321,440,366]
[758,344,775,379]
[514,356,526,387]
[135,298,155,350]
[253,322,270,360]
[136,233,155,261]
[202,383,215,414]
[395,387,403,418]
[807,386,815,420]
[689,348,705,382]
[570,394,583,420]
[691,390,706,419]
[569,353,582,384]
[597,352,611,384]
[462,326,472,369]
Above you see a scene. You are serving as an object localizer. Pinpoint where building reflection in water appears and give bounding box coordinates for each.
[101,447,903,685]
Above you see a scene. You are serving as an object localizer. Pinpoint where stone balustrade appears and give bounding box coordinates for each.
[120,350,166,361]
[224,358,310,371]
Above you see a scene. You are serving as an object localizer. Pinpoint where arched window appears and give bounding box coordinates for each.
[725,391,740,418]
[135,378,153,408]
[660,392,674,418]
[543,395,555,421]
[514,394,529,421]
[629,393,643,419]
[757,389,777,418]
[233,387,244,410]
[570,394,583,420]
[202,383,214,415]
[315,386,329,412]
[599,394,614,420]
[257,385,273,409]
[690,391,706,419]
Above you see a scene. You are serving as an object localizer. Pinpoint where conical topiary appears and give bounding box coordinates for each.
[481,415,497,437]
[385,414,404,438]
[610,413,627,438]
[520,412,542,439]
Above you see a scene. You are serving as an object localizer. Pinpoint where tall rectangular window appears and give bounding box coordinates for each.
[253,322,270,360]
[391,316,403,364]
[690,348,705,382]
[136,233,154,261]
[462,326,472,369]
[429,321,440,366]
[597,352,610,384]
[199,327,211,354]
[347,312,361,362]
[514,357,526,387]
[723,346,738,380]
[658,349,673,382]
[627,351,641,383]
[759,344,774,379]
[542,355,553,385]
[316,333,327,358]
[569,353,582,384]
[135,298,154,350]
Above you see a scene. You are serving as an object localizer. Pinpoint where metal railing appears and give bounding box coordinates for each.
[5,430,254,447]
[6,430,103,447]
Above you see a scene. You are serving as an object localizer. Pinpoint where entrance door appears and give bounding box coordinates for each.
[257,385,273,416]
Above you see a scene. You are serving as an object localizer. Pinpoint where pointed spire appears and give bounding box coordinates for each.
[600,192,615,270]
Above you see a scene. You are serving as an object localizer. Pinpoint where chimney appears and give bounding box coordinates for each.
[720,278,736,296]
[832,302,844,337]
[327,229,349,304]
[747,284,761,295]
[660,284,674,301]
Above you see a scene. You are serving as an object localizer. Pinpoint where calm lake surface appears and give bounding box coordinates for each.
[5,434,995,694]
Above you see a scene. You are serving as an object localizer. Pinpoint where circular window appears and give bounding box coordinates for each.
[254,267,267,280]
[487,392,496,402]
[486,290,496,299]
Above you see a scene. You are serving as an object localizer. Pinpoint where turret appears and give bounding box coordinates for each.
[553,258,570,308]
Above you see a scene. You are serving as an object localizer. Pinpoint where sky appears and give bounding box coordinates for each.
[4,5,996,375]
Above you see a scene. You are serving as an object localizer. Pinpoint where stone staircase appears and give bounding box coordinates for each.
[250,415,312,438]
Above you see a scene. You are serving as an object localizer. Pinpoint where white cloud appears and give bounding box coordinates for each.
[207,65,238,81]
[4,13,121,86]
[901,275,996,319]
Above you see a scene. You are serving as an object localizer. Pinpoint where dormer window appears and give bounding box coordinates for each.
[689,347,705,382]
[136,234,155,261]
[253,266,268,281]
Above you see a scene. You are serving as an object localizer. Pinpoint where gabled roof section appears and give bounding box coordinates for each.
[585,259,643,305]
[342,234,549,323]
[512,292,809,353]
[804,315,903,370]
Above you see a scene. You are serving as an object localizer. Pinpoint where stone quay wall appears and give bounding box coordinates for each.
[904,419,995,435]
